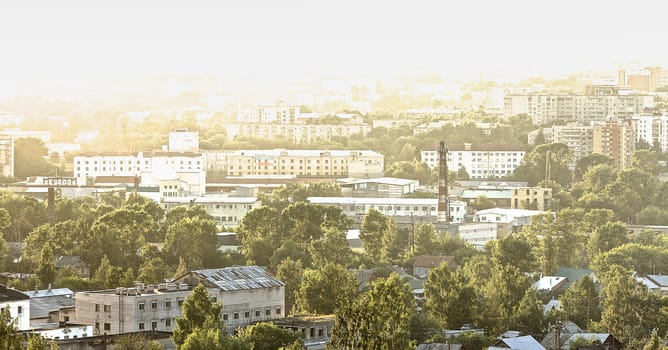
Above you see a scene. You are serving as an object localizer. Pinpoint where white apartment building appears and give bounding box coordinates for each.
[421,143,526,179]
[222,149,384,179]
[174,266,285,334]
[160,195,262,227]
[307,197,467,224]
[633,115,659,147]
[0,133,13,178]
[504,94,653,124]
[73,151,206,193]
[457,222,499,250]
[75,283,192,335]
[0,284,30,331]
[168,129,199,152]
[551,123,594,163]
[240,105,301,124]
[226,123,370,142]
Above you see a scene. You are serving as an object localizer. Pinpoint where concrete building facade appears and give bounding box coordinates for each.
[421,143,526,179]
[592,119,636,169]
[74,283,191,335]
[511,187,553,211]
[174,266,285,333]
[226,123,370,142]
[222,149,384,179]
[160,195,262,227]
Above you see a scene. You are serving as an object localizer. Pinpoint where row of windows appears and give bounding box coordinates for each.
[229,159,349,164]
[94,304,112,312]
[138,299,184,311]
[222,307,281,321]
[77,160,201,165]
[138,319,170,330]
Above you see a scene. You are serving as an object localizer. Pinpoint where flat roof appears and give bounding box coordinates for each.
[337,177,417,186]
[161,196,259,204]
[224,149,383,158]
[460,189,511,199]
[308,197,465,206]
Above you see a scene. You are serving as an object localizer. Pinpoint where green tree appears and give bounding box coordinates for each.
[26,335,59,350]
[294,263,358,315]
[328,274,415,350]
[180,328,251,350]
[92,255,124,289]
[512,287,545,335]
[113,334,163,350]
[173,284,223,348]
[308,227,352,267]
[36,244,56,288]
[14,137,53,178]
[643,329,665,350]
[414,223,436,256]
[138,257,169,284]
[574,154,614,181]
[561,276,600,329]
[381,218,409,263]
[163,216,220,268]
[424,262,474,329]
[276,257,304,316]
[587,222,630,259]
[488,233,536,273]
[236,322,303,350]
[600,265,667,346]
[0,307,22,349]
[472,195,495,210]
[236,206,282,266]
[512,143,572,187]
[359,209,387,261]
[633,149,660,175]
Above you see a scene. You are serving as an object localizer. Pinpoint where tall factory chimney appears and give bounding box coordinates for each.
[437,141,449,223]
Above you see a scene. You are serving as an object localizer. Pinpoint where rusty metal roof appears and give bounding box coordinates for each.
[191,266,284,291]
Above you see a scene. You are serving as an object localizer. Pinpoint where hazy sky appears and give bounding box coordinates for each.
[1,0,667,83]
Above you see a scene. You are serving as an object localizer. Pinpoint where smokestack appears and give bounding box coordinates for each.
[437,141,449,223]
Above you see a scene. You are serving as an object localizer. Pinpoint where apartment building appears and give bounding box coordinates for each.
[168,129,199,152]
[307,197,467,224]
[504,93,653,124]
[75,283,191,335]
[240,105,301,124]
[337,177,419,198]
[226,123,370,142]
[551,123,594,163]
[222,149,384,179]
[73,151,206,193]
[510,187,552,211]
[421,143,526,179]
[160,195,262,227]
[174,266,285,333]
[592,119,636,169]
[0,133,13,178]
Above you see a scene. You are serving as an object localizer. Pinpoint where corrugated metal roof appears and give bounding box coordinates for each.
[29,294,75,319]
[192,266,284,291]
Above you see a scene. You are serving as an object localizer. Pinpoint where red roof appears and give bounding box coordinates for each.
[413,255,460,270]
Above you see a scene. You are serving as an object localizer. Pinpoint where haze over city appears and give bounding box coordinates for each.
[3,1,668,350]
[2,0,668,99]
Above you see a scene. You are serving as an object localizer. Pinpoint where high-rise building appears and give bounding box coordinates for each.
[551,123,594,163]
[592,120,636,169]
[0,133,13,178]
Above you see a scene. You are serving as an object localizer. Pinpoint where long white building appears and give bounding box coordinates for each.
[160,195,262,227]
[220,149,384,179]
[504,93,653,124]
[421,143,526,179]
[307,197,467,224]
[226,123,371,143]
[73,151,206,193]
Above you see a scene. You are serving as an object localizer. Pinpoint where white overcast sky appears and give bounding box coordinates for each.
[1,0,667,82]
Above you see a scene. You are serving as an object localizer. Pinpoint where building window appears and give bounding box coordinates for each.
[276,308,281,315]
[138,302,145,311]
[223,314,228,321]
[139,322,145,330]
[255,310,260,317]
[103,305,111,312]
[104,323,111,331]
[151,301,158,310]
[245,311,250,318]
[152,321,157,330]
[17,306,22,313]
[178,299,184,307]
[165,300,172,309]
[95,304,100,312]
[234,313,239,320]
[166,318,171,327]
[265,309,271,316]
[95,322,99,330]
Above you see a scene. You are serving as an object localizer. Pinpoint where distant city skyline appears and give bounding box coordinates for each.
[1,0,667,96]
